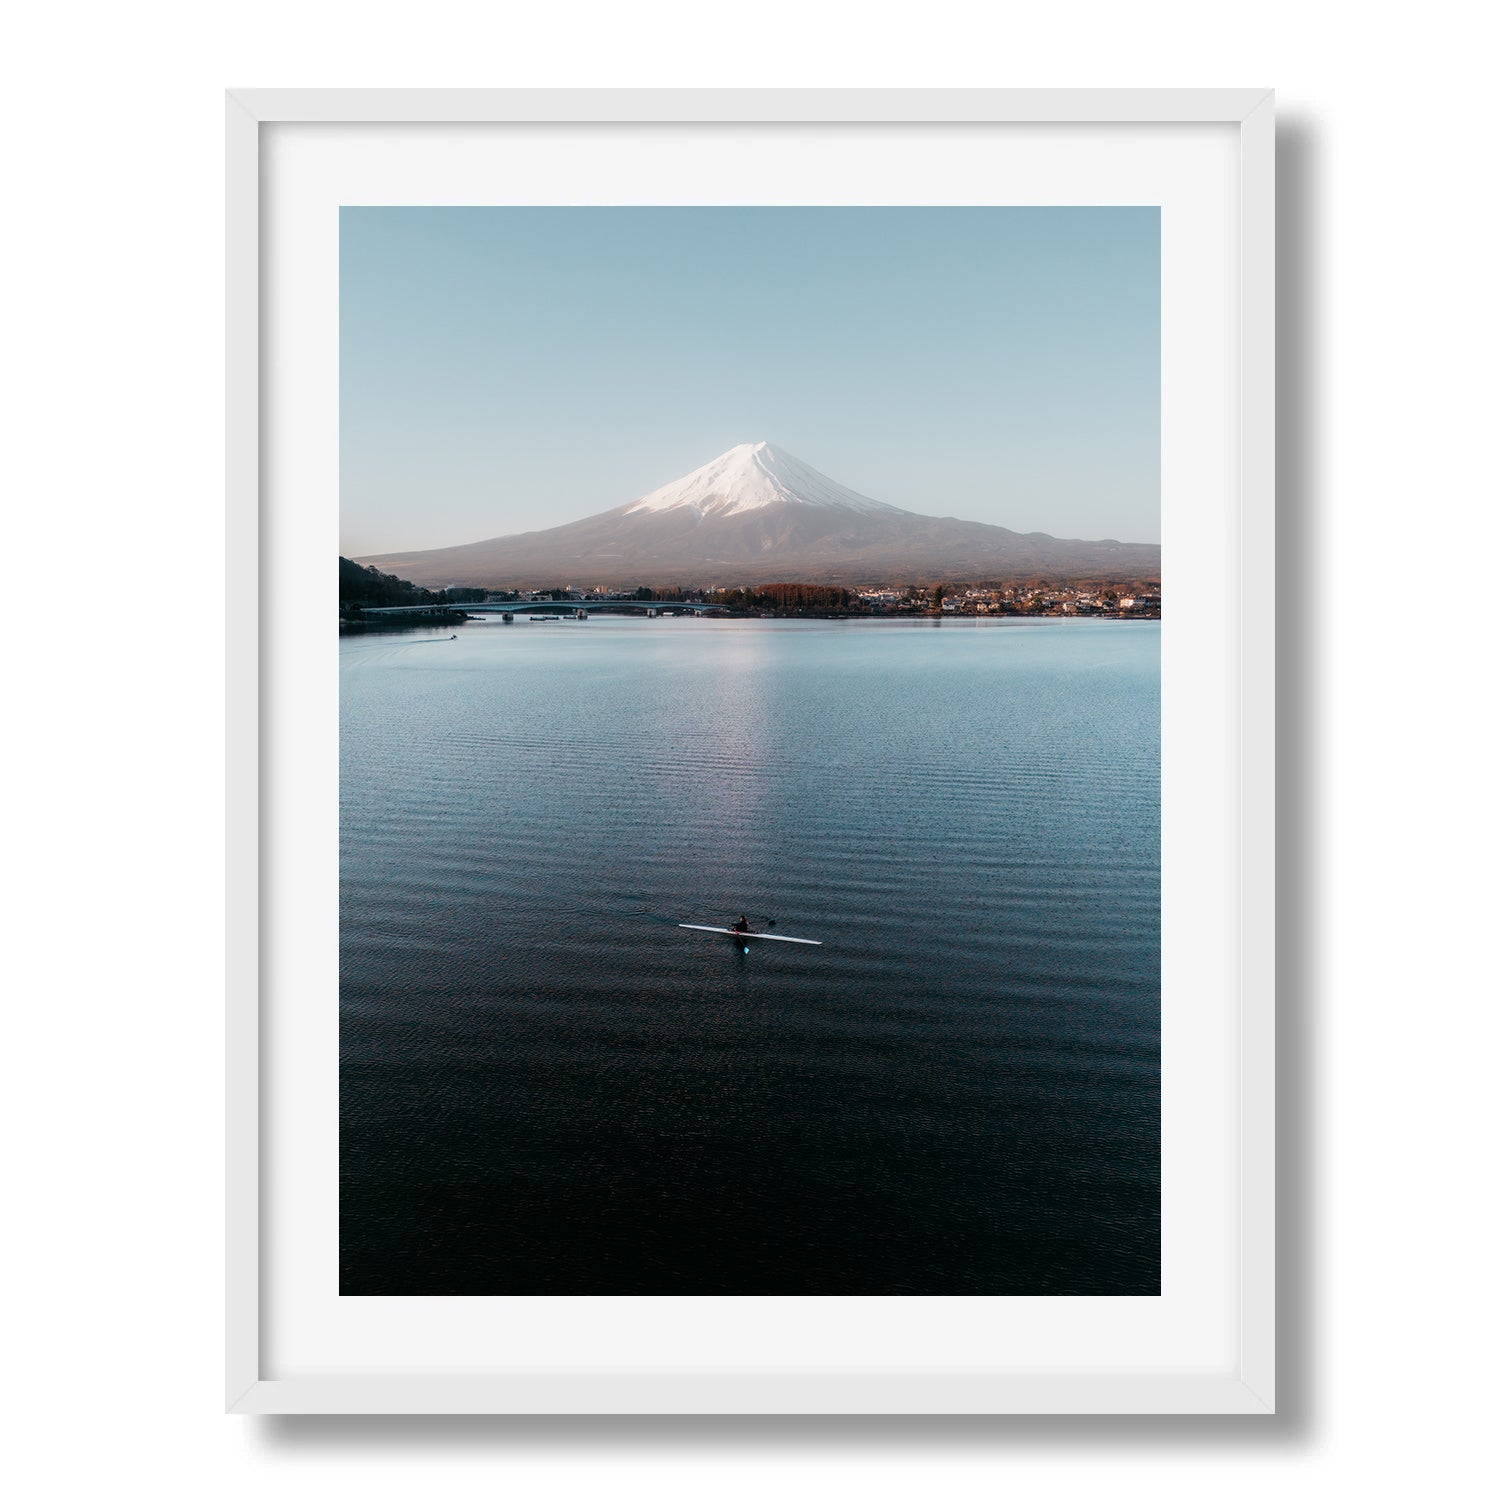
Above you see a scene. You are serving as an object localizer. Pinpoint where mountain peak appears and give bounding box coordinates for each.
[359,438,1162,589]
[623,442,899,519]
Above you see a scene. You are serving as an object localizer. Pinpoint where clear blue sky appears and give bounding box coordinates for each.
[341,207,1159,555]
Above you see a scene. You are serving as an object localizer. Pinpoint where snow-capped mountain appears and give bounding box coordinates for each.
[359,442,1159,589]
[623,441,900,519]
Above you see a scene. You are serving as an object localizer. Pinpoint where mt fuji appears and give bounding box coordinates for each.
[359,441,1159,589]
[622,441,900,520]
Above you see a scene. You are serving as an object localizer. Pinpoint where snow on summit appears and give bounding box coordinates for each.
[623,441,899,520]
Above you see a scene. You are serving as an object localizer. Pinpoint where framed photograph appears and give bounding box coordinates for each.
[227,88,1274,1415]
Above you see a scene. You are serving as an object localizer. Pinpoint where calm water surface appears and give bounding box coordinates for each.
[341,617,1159,1294]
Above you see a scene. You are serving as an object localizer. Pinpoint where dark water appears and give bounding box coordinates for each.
[341,617,1159,1295]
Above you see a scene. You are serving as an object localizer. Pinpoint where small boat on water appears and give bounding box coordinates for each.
[678,923,822,950]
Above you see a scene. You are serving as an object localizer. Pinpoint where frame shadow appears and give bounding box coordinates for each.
[261,115,1320,1453]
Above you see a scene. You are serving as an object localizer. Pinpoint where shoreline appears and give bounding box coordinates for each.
[340,610,1159,634]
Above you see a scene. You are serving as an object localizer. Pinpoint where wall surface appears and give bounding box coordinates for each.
[6,3,1495,1497]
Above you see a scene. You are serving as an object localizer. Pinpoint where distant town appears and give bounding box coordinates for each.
[489,580,1163,618]
[341,557,1159,629]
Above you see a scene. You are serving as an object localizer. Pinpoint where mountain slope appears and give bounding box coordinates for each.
[359,441,1159,588]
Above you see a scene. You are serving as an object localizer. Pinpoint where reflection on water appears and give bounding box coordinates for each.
[341,618,1159,1295]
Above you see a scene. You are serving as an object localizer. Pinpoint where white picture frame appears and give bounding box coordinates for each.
[227,88,1274,1416]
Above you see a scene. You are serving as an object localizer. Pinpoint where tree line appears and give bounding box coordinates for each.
[339,557,487,610]
[714,583,855,611]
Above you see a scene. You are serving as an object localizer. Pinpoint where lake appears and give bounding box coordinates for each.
[340,616,1159,1295]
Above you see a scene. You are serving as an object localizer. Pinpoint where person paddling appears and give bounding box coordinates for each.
[732,915,749,934]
